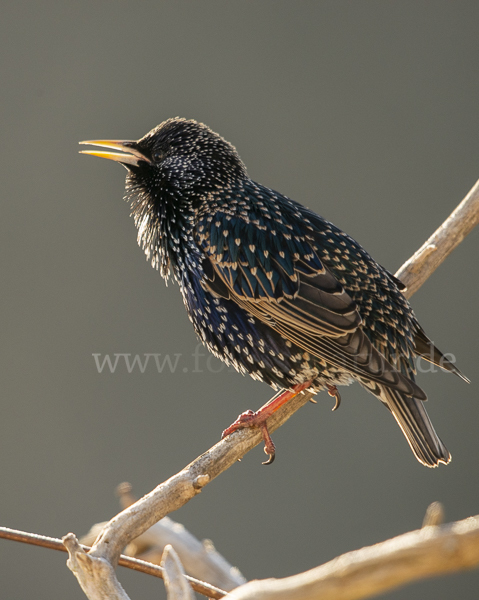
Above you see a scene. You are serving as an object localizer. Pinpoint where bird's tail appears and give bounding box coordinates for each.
[371,384,451,467]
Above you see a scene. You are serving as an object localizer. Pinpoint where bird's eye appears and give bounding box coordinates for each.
[152,150,164,163]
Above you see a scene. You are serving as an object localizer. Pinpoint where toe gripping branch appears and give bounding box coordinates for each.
[221,381,313,465]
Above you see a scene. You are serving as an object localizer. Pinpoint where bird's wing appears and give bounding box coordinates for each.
[195,210,359,333]
[195,212,425,398]
[195,210,317,298]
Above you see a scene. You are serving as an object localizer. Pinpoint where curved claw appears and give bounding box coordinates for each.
[260,422,276,465]
[332,393,341,411]
[328,385,342,411]
[262,452,275,465]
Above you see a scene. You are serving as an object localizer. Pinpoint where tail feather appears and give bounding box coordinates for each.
[377,385,451,467]
[414,328,470,384]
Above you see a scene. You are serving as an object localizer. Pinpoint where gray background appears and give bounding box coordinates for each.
[1,2,478,598]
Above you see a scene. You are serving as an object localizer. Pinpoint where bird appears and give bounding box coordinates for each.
[80,118,468,467]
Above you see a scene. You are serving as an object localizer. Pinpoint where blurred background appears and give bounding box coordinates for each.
[1,2,478,598]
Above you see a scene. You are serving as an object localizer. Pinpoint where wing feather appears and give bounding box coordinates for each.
[195,211,424,398]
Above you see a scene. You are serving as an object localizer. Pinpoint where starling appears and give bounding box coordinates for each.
[80,118,468,467]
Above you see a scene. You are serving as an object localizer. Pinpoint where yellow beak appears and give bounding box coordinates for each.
[79,140,150,167]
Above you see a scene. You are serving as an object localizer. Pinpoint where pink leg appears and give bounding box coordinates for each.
[221,381,313,464]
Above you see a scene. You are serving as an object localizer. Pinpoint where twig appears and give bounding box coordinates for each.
[88,391,314,566]
[223,511,479,600]
[161,545,195,600]
[395,177,479,297]
[64,533,131,600]
[80,483,246,592]
[0,527,226,599]
[422,501,445,528]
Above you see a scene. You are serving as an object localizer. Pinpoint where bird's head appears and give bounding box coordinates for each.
[80,118,248,279]
[80,117,248,198]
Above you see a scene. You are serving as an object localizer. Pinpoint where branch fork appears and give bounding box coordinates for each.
[64,533,131,600]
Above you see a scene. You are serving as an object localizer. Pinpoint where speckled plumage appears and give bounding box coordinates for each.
[81,118,468,467]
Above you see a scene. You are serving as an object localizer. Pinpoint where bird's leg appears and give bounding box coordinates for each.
[327,385,341,411]
[221,381,313,464]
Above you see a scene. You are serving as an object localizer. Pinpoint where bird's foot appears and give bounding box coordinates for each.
[221,381,312,464]
[221,409,263,437]
[327,385,341,411]
[221,409,276,464]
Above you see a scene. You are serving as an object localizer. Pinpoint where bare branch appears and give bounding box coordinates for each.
[88,390,314,566]
[161,545,195,600]
[0,526,70,553]
[422,501,445,528]
[80,483,246,592]
[0,527,226,599]
[63,533,131,600]
[224,512,479,600]
[395,178,479,297]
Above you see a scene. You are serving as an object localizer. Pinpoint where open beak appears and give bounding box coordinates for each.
[79,140,150,167]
